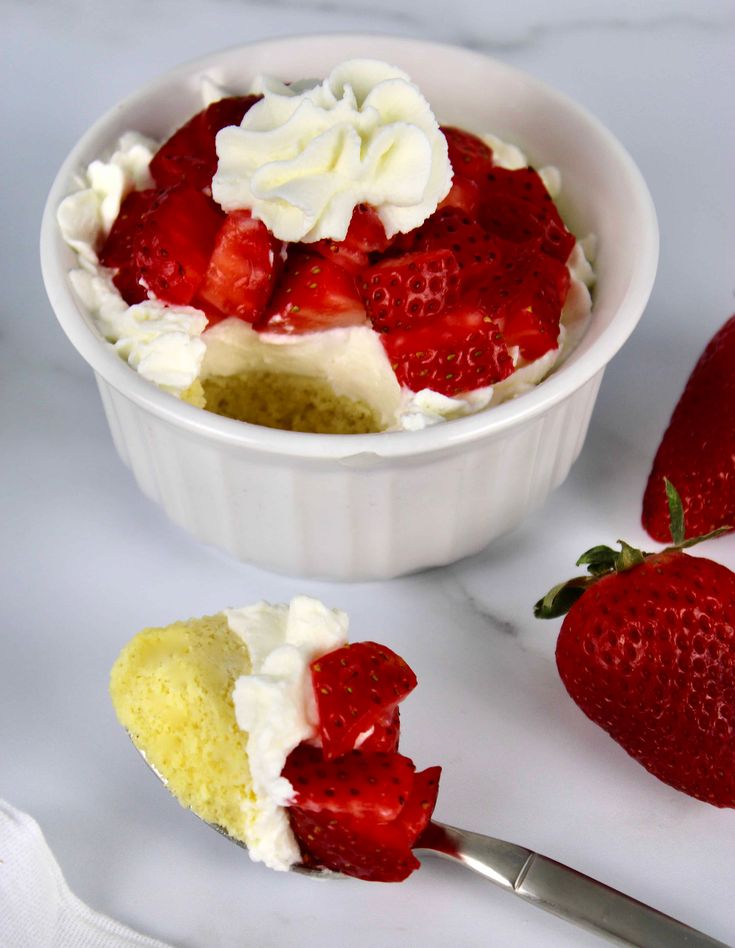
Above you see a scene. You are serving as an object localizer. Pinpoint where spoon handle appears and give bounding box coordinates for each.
[419,822,729,948]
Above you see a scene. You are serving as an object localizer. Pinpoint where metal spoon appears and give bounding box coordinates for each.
[135,745,728,947]
[207,814,730,946]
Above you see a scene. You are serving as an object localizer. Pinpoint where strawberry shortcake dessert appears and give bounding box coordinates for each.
[58,60,594,433]
[110,596,441,881]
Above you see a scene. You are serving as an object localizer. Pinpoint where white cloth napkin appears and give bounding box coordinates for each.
[0,800,172,948]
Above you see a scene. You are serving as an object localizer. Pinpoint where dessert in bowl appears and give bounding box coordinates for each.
[41,35,658,580]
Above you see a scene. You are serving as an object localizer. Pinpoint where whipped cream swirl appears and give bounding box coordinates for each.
[212,59,453,243]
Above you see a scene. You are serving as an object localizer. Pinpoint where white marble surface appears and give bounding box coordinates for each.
[3,1,735,945]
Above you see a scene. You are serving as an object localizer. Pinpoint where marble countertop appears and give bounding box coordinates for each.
[3,1,734,945]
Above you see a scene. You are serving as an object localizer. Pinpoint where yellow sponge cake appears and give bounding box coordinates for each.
[110,613,255,844]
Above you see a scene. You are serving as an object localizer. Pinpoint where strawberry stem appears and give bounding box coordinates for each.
[535,480,730,620]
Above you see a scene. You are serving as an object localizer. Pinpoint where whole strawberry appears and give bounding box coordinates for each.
[642,314,735,542]
[537,483,735,806]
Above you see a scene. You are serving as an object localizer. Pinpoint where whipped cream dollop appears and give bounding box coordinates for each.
[212,59,452,242]
[226,596,348,870]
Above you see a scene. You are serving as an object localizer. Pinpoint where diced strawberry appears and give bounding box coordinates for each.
[283,745,415,821]
[465,243,570,362]
[149,95,261,191]
[311,204,391,273]
[288,764,441,882]
[406,208,502,288]
[478,166,575,263]
[289,806,421,882]
[437,175,480,217]
[357,250,460,333]
[194,210,280,325]
[132,185,223,306]
[358,707,400,754]
[256,251,367,335]
[382,302,514,397]
[442,126,494,183]
[501,308,560,362]
[311,642,417,761]
[391,765,442,846]
[99,189,157,304]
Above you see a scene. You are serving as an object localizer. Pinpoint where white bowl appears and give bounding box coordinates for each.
[40,34,658,581]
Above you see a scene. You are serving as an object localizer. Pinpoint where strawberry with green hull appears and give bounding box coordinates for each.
[537,482,735,807]
[282,640,441,882]
[643,315,735,542]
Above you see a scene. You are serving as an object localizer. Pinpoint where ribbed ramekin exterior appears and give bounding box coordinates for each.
[95,371,603,579]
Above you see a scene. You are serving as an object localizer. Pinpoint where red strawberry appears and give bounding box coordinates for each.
[311,204,391,273]
[465,243,570,362]
[256,251,367,335]
[289,764,441,882]
[536,485,735,807]
[194,210,280,325]
[478,166,575,263]
[132,186,223,305]
[442,126,494,183]
[359,707,400,754]
[310,642,417,761]
[99,189,157,304]
[382,303,514,397]
[149,95,261,191]
[357,250,460,333]
[283,745,415,821]
[374,765,441,848]
[642,315,735,542]
[406,208,501,287]
[437,175,480,217]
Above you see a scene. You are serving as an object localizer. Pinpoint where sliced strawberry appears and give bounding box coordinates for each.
[150,95,261,191]
[288,764,441,882]
[283,745,415,821]
[311,642,417,761]
[392,765,441,845]
[132,185,223,306]
[311,204,391,273]
[437,175,481,217]
[358,707,400,754]
[194,210,280,325]
[383,303,514,397]
[357,250,460,333]
[99,189,157,304]
[407,208,502,288]
[478,166,575,263]
[289,806,421,882]
[442,126,494,183]
[465,243,570,362]
[256,251,367,335]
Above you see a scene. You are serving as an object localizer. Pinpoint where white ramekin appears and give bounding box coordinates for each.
[40,34,658,581]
